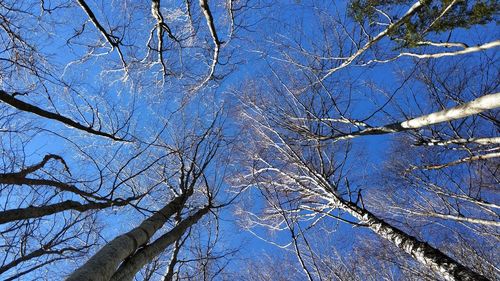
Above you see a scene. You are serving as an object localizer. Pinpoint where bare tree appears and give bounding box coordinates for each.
[66,111,240,281]
[0,0,498,280]
[364,56,500,279]
[229,0,499,279]
[236,88,491,280]
[0,0,257,278]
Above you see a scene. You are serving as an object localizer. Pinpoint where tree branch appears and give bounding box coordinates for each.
[0,90,129,141]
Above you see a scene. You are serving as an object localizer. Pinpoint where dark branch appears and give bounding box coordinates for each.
[0,90,129,141]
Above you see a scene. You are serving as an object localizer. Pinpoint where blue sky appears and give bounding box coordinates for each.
[0,0,498,279]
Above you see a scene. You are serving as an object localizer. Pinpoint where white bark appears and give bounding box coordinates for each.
[331,197,489,281]
[415,137,500,146]
[395,209,500,227]
[316,93,500,141]
[415,41,468,49]
[418,152,500,171]
[369,40,500,63]
[399,41,500,59]
[317,0,423,83]
[400,93,500,129]
[244,108,492,280]
[191,0,220,92]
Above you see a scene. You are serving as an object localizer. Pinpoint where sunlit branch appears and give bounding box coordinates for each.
[407,151,500,172]
[416,41,469,49]
[423,0,459,33]
[192,0,221,91]
[316,0,423,83]
[388,207,500,227]
[414,137,500,147]
[282,216,314,281]
[151,0,179,76]
[309,93,500,141]
[367,40,500,63]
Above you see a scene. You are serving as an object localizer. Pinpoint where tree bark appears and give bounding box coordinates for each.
[332,197,490,281]
[0,199,128,224]
[414,137,500,146]
[109,206,210,281]
[67,192,191,281]
[319,93,500,141]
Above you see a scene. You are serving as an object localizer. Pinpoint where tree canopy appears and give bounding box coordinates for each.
[0,0,498,280]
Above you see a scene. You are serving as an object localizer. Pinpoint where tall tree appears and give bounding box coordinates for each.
[231,0,498,279]
[236,82,494,279]
[0,0,249,279]
[0,0,498,280]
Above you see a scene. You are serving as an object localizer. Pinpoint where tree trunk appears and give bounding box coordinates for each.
[109,206,210,281]
[333,197,489,281]
[67,192,191,281]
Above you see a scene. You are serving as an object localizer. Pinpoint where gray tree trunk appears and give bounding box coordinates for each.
[67,193,191,281]
[109,206,210,281]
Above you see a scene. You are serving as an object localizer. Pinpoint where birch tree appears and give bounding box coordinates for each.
[0,0,498,279]
[364,57,500,278]
[236,75,495,279]
[230,0,499,278]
